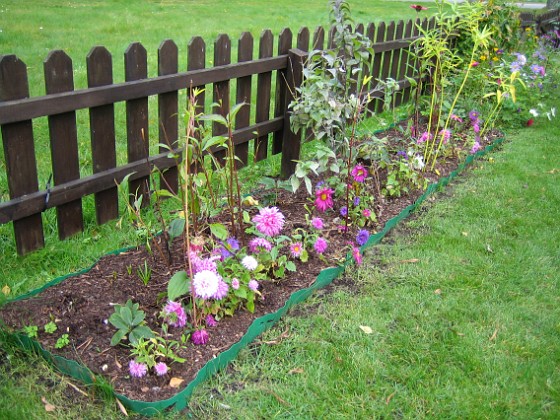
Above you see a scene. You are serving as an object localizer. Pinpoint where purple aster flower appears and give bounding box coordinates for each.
[129,360,148,378]
[397,150,408,160]
[249,237,273,253]
[205,314,218,327]
[213,280,229,300]
[192,270,221,299]
[468,110,479,121]
[154,362,168,376]
[248,279,259,291]
[351,164,368,183]
[353,196,361,206]
[163,301,187,328]
[252,207,285,237]
[231,278,240,290]
[356,229,369,246]
[470,141,481,154]
[290,242,303,258]
[191,329,209,345]
[311,217,324,230]
[242,255,258,271]
[340,206,348,217]
[314,237,328,254]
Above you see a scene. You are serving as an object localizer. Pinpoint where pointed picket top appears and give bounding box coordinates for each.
[312,26,325,50]
[44,50,74,94]
[297,27,310,52]
[124,42,148,81]
[0,54,30,100]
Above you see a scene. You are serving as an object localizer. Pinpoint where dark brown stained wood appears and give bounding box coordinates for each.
[389,21,405,108]
[158,39,179,194]
[0,55,287,126]
[255,29,273,162]
[368,22,384,113]
[297,27,310,52]
[312,26,325,50]
[349,24,365,97]
[213,34,231,162]
[400,19,415,104]
[87,46,118,225]
[187,36,206,156]
[125,42,150,206]
[235,32,253,167]
[44,50,84,239]
[361,23,376,115]
[280,48,306,179]
[0,117,284,224]
[328,26,336,49]
[0,55,44,255]
[377,21,396,113]
[273,28,292,155]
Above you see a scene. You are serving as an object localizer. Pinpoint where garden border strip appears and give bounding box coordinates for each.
[1,135,505,415]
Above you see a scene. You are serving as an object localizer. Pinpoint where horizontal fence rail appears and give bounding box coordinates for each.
[1,18,433,255]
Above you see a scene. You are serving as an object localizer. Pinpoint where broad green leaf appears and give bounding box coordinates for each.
[168,218,185,240]
[110,329,127,346]
[285,261,297,272]
[168,270,190,301]
[108,313,128,330]
[120,306,133,325]
[131,310,145,326]
[209,223,228,241]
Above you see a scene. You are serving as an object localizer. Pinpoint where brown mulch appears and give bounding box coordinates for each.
[0,124,501,403]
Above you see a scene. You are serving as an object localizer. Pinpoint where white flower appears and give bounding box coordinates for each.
[412,155,425,170]
[547,107,557,120]
[192,270,220,299]
[529,109,539,117]
[241,255,258,271]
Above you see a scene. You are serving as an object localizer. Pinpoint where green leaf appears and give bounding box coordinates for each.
[108,313,128,330]
[129,326,154,346]
[285,261,297,272]
[209,223,228,241]
[131,310,145,326]
[110,329,127,346]
[300,249,309,263]
[168,270,190,301]
[120,306,133,325]
[168,218,185,240]
[234,288,248,299]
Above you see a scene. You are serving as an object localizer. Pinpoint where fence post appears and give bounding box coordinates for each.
[280,48,306,179]
[0,55,45,255]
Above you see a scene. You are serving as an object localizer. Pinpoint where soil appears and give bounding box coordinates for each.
[0,123,501,403]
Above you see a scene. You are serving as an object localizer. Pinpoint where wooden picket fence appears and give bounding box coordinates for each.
[0,17,436,255]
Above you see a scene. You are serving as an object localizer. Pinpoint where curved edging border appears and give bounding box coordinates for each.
[2,136,505,415]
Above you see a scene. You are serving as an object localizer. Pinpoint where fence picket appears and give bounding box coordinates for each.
[255,30,274,162]
[158,40,179,194]
[312,26,325,50]
[124,42,150,207]
[235,32,253,167]
[0,55,44,254]
[44,50,84,240]
[368,22,384,113]
[213,34,231,162]
[273,28,292,155]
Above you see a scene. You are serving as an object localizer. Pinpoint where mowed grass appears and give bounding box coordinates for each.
[184,119,560,417]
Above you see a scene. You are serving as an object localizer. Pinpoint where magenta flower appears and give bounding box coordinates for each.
[417,131,432,144]
[362,209,372,218]
[352,247,363,266]
[242,255,258,271]
[314,237,328,254]
[439,129,451,144]
[410,4,428,11]
[213,280,229,300]
[351,164,368,183]
[154,362,168,376]
[129,360,148,378]
[450,114,463,123]
[290,242,303,258]
[248,279,259,291]
[192,270,221,299]
[315,187,335,212]
[249,237,273,253]
[356,229,370,246]
[231,278,240,290]
[205,314,218,327]
[192,255,219,275]
[311,217,324,230]
[163,301,187,328]
[252,206,285,237]
[470,141,481,154]
[192,329,209,345]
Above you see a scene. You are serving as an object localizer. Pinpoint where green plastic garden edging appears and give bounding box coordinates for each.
[2,135,505,415]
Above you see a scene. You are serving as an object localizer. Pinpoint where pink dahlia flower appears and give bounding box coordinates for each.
[129,360,148,378]
[252,206,285,237]
[311,217,324,230]
[314,237,328,254]
[315,187,334,212]
[192,270,221,299]
[154,362,168,376]
[249,237,273,253]
[205,314,218,327]
[213,280,229,300]
[163,301,187,328]
[192,329,209,345]
[231,278,240,290]
[248,279,259,291]
[242,255,258,271]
